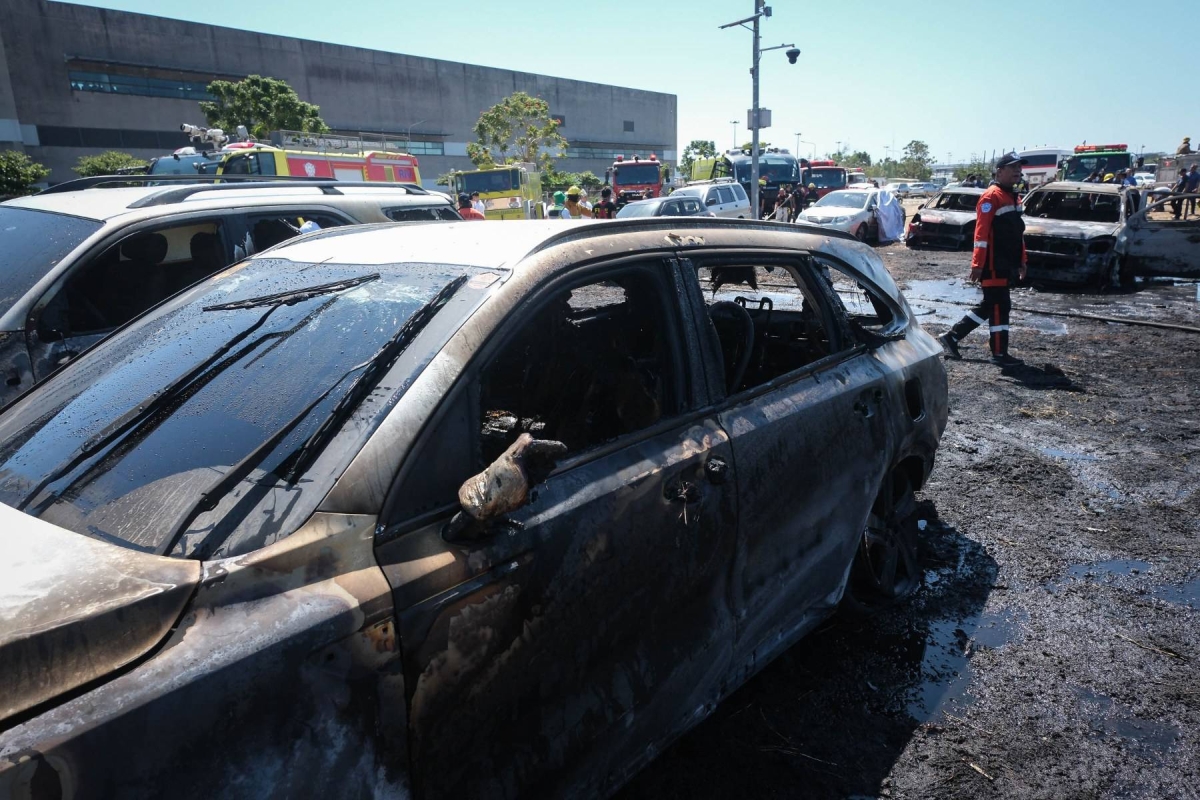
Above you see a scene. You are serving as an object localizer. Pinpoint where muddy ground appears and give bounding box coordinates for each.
[619,212,1199,800]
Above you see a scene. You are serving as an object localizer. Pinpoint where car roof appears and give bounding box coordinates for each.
[5,184,449,222]
[940,186,985,195]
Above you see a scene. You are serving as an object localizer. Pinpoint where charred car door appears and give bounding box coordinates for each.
[681,255,895,683]
[373,258,739,800]
[1116,193,1200,279]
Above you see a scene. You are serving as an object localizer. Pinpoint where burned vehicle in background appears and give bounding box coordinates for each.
[905,186,984,250]
[1021,181,1138,289]
[1115,192,1200,280]
[0,219,947,800]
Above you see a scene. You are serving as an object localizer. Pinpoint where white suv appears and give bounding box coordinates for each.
[670,181,752,218]
[0,177,459,409]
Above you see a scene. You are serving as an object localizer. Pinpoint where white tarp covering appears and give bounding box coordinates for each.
[875,190,905,243]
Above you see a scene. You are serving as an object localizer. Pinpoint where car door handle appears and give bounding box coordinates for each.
[704,457,728,485]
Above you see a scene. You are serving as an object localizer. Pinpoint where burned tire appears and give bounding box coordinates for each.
[855,224,868,242]
[843,471,921,613]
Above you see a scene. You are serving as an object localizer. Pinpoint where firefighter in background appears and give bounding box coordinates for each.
[938,152,1028,367]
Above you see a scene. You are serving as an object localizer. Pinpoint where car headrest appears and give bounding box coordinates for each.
[121,233,169,264]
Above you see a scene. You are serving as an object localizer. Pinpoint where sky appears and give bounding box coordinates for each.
[73,0,1199,164]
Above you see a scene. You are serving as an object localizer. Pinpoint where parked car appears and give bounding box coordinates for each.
[614,194,710,218]
[1021,181,1138,287]
[670,180,752,218]
[795,187,886,241]
[906,186,985,250]
[0,218,948,800]
[0,177,459,410]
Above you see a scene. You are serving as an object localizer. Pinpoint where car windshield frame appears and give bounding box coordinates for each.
[1023,188,1122,224]
[813,191,870,210]
[931,192,980,212]
[0,206,103,315]
[0,256,500,560]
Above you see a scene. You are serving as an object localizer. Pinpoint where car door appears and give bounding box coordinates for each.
[373,258,738,800]
[717,185,740,218]
[26,214,235,380]
[680,254,894,685]
[1116,194,1200,278]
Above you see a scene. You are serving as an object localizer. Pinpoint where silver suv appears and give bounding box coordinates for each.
[670,180,752,218]
[0,178,459,408]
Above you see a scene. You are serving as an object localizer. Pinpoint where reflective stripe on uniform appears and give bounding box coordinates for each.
[967,312,987,325]
[974,240,988,248]
[990,324,1011,332]
[996,205,1020,215]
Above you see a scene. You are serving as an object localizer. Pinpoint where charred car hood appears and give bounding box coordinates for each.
[916,210,975,225]
[1023,218,1118,241]
[0,503,199,723]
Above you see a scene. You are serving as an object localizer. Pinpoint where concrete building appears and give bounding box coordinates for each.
[0,0,677,186]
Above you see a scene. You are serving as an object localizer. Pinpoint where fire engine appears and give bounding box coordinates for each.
[149,125,422,185]
[801,160,849,199]
[1059,144,1133,183]
[608,154,666,206]
[450,164,543,220]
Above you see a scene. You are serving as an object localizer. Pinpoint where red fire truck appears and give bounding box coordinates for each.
[608,154,665,206]
[801,160,849,199]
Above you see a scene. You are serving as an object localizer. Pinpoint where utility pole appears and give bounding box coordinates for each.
[835,140,842,158]
[720,2,797,220]
[730,120,739,151]
[794,132,801,155]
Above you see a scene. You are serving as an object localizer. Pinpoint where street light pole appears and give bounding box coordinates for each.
[730,120,739,151]
[794,132,801,155]
[800,140,816,159]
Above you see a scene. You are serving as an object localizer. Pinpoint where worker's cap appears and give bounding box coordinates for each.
[1185,137,1192,142]
[808,183,816,189]
[994,152,1028,169]
[457,192,471,204]
[601,187,612,196]
[567,185,581,195]
[1104,173,1115,181]
[553,190,566,203]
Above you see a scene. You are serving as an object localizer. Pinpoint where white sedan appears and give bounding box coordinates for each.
[796,188,892,242]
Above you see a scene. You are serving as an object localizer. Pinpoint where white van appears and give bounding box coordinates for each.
[671,180,752,218]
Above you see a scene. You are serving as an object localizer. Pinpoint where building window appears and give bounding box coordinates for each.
[623,120,635,132]
[562,145,665,161]
[394,141,444,156]
[69,70,216,101]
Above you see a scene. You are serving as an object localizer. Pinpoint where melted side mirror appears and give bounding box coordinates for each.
[445,433,567,540]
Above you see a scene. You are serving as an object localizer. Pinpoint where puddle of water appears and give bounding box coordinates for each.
[1046,560,1152,594]
[1040,447,1100,462]
[903,278,1068,334]
[906,608,1026,721]
[1151,577,1200,609]
[1075,687,1180,756]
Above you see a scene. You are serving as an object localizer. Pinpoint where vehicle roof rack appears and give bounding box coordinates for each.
[124,179,431,209]
[37,173,329,196]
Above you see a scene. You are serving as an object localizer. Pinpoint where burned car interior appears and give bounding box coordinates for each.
[929,192,980,211]
[1023,189,1127,223]
[478,264,676,466]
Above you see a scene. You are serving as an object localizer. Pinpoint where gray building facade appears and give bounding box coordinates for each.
[0,0,677,186]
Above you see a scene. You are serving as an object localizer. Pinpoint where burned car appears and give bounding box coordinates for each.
[905,186,984,249]
[0,219,947,799]
[1114,192,1200,280]
[1020,181,1139,288]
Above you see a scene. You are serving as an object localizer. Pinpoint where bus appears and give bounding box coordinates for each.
[1017,148,1071,186]
[691,148,805,205]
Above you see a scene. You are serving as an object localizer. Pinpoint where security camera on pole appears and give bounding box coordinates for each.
[720,1,799,218]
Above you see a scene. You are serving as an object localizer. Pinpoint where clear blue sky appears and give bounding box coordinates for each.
[75,0,1197,163]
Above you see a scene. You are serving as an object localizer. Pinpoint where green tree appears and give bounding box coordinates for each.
[841,150,873,169]
[680,139,716,178]
[72,150,148,177]
[953,158,994,181]
[899,140,935,181]
[740,141,772,152]
[199,75,329,140]
[0,150,50,198]
[466,91,567,172]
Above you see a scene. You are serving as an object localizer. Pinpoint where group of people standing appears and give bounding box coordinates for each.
[763,182,819,221]
[545,186,618,219]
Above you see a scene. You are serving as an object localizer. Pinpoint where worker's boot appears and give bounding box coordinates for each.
[937,332,962,360]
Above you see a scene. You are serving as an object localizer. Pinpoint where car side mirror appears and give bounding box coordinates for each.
[445,433,567,540]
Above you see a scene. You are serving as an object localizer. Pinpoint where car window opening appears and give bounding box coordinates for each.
[1024,191,1121,224]
[817,260,896,335]
[41,220,226,338]
[694,263,834,394]
[932,193,979,212]
[478,269,673,467]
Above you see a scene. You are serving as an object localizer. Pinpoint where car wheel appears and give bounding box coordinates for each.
[844,471,920,612]
[855,224,868,242]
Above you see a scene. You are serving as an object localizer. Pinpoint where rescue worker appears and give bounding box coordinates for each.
[938,153,1028,366]
[1176,137,1192,155]
[547,190,569,219]
[591,187,619,219]
[457,193,486,220]
[563,185,592,218]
